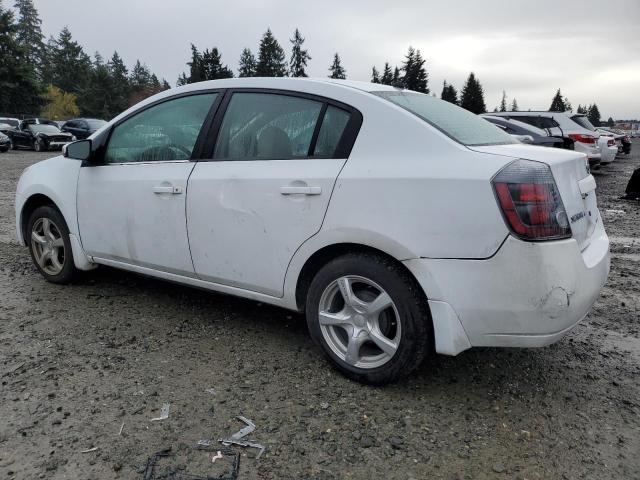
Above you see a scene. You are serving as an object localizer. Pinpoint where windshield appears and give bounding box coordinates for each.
[28,124,62,134]
[0,119,19,127]
[571,115,596,131]
[373,91,516,146]
[86,119,107,129]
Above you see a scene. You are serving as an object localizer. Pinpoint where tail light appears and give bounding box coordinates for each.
[568,133,597,145]
[492,160,571,241]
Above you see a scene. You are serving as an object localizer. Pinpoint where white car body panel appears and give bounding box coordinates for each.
[14,78,610,358]
[187,158,346,297]
[77,161,196,275]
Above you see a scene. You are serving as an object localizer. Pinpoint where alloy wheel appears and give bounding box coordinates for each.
[30,218,65,275]
[318,275,401,369]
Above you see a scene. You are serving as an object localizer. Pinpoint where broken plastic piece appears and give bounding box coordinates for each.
[150,403,170,421]
[211,451,223,463]
[80,447,98,453]
[219,416,265,459]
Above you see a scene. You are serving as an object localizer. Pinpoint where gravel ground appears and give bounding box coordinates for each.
[0,145,639,480]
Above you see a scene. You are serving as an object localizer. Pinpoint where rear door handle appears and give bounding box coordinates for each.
[280,186,322,195]
[153,185,182,194]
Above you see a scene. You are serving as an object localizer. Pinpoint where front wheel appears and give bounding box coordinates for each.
[34,139,45,152]
[27,206,78,284]
[306,253,432,385]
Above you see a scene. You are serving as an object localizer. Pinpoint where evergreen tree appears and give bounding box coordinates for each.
[401,47,428,93]
[0,2,41,113]
[238,48,256,77]
[440,80,458,105]
[459,72,486,114]
[606,117,614,127]
[107,51,130,116]
[549,88,567,112]
[13,0,43,71]
[176,72,189,86]
[380,62,393,85]
[129,59,157,105]
[187,44,204,83]
[391,67,401,87]
[41,27,92,96]
[289,28,310,77]
[371,66,380,84]
[328,53,346,79]
[162,79,171,90]
[511,98,518,111]
[499,90,507,112]
[81,52,112,118]
[256,29,287,77]
[576,104,587,114]
[201,47,233,79]
[587,103,601,126]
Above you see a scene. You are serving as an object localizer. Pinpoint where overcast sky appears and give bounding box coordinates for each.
[30,0,640,118]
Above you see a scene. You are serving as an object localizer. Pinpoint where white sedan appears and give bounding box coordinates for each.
[15,78,610,384]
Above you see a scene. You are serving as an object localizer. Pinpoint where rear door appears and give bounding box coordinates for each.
[77,92,219,275]
[187,91,361,296]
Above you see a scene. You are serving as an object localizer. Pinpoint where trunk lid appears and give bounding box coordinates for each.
[470,144,598,251]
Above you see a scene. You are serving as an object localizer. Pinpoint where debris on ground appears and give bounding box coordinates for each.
[142,446,240,480]
[80,447,99,453]
[150,403,170,422]
[218,416,266,459]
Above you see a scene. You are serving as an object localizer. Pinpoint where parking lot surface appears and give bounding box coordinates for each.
[1,146,639,479]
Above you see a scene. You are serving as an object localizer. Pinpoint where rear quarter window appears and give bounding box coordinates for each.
[373,91,515,146]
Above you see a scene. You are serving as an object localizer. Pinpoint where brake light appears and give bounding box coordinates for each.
[568,133,597,145]
[492,160,571,241]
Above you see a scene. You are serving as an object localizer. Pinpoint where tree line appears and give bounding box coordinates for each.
[0,0,169,119]
[0,0,613,125]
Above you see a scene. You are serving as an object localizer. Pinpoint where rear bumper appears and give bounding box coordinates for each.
[404,219,610,354]
[600,145,617,164]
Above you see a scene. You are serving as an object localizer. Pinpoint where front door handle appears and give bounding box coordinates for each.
[153,185,182,194]
[280,186,322,195]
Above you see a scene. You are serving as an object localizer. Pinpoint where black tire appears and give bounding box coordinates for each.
[34,139,44,152]
[26,205,78,284]
[306,252,432,385]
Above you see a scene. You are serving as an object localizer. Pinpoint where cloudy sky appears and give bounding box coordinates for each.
[31,0,640,118]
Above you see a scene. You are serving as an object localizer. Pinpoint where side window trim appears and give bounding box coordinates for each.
[199,88,363,162]
[90,90,224,166]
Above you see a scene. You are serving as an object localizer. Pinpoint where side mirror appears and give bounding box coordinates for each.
[514,135,535,144]
[64,139,92,160]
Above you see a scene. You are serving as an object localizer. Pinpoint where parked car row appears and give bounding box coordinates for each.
[0,117,107,152]
[482,111,630,169]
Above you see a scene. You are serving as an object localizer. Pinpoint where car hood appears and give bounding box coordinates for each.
[36,131,73,139]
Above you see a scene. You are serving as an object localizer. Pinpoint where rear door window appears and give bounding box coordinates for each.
[214,93,323,160]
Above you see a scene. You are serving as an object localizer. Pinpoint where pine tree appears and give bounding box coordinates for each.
[391,67,401,87]
[41,27,92,96]
[108,51,130,116]
[13,0,43,71]
[129,60,156,105]
[459,72,487,114]
[576,104,587,114]
[81,52,113,118]
[401,47,428,93]
[440,80,458,105]
[499,90,507,112]
[238,48,256,77]
[587,103,601,126]
[328,53,346,79]
[201,47,233,79]
[549,89,566,112]
[256,29,287,77]
[371,66,380,84]
[511,98,518,111]
[380,62,393,85]
[187,44,204,83]
[606,117,614,128]
[161,79,171,90]
[289,28,310,77]
[0,2,41,113]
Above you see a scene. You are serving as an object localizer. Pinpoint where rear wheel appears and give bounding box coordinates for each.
[27,206,78,284]
[306,253,432,385]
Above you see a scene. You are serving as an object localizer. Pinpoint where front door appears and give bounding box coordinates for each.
[77,92,218,275]
[187,91,359,296]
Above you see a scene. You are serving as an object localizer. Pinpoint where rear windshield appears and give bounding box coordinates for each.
[373,91,516,146]
[571,115,596,131]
